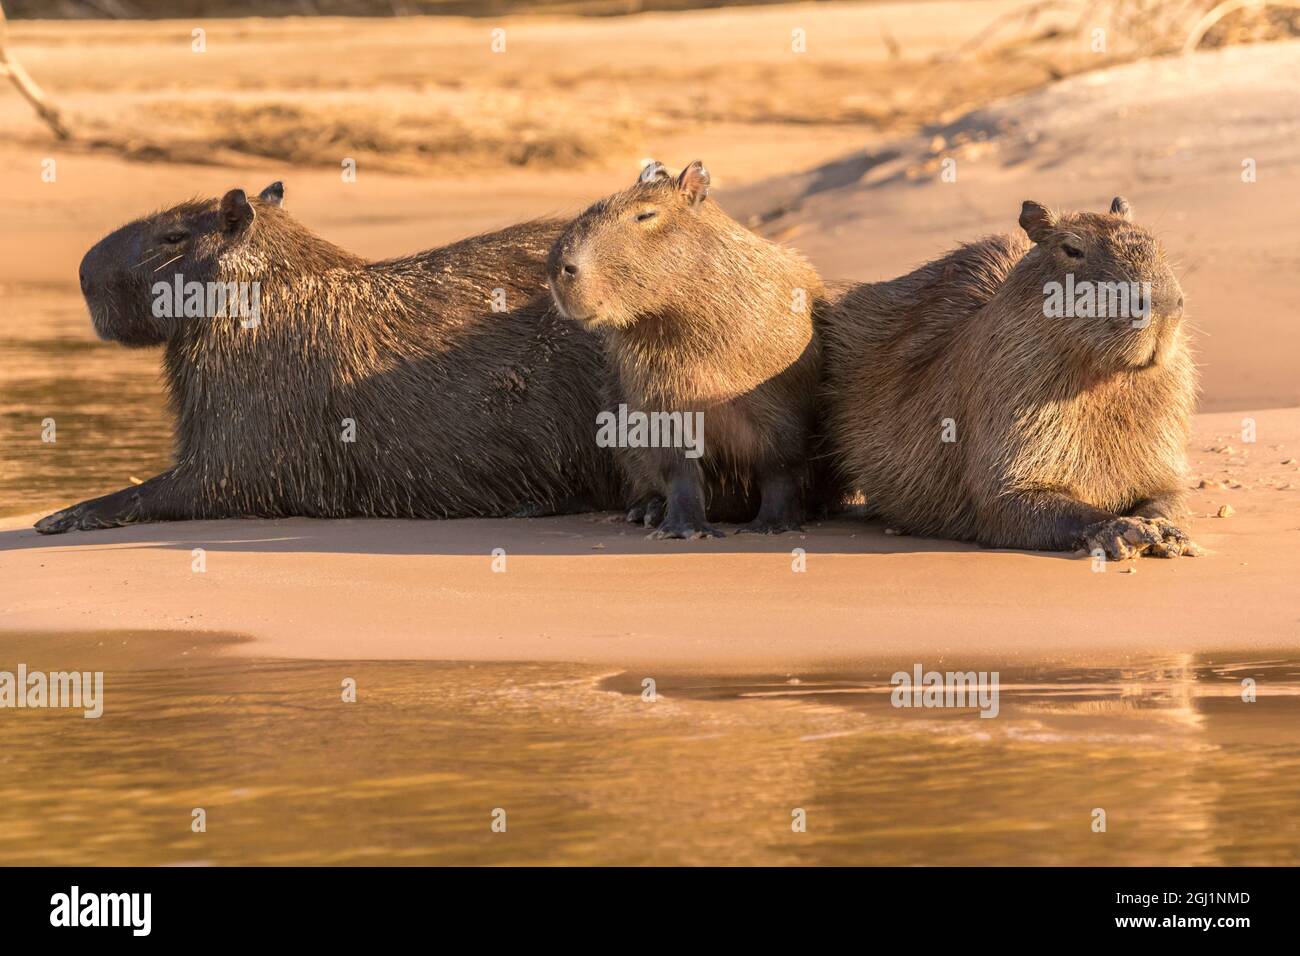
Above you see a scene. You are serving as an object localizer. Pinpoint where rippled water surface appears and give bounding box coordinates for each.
[1,631,1297,865]
[0,287,172,518]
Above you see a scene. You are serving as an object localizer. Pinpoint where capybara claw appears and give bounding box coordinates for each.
[1148,517,1200,557]
[34,510,72,535]
[736,519,803,535]
[1079,516,1195,560]
[35,505,91,535]
[649,521,724,540]
[626,496,666,528]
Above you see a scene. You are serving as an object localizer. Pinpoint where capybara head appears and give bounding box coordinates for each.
[1017,196,1184,372]
[549,160,720,328]
[78,182,289,346]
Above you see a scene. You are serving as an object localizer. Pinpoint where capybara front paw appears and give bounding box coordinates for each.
[34,508,74,535]
[34,503,110,535]
[626,495,666,528]
[1145,517,1200,558]
[736,517,803,535]
[1079,516,1194,560]
[649,518,724,540]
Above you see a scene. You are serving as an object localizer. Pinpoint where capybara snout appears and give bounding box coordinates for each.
[79,218,172,346]
[78,183,285,347]
[546,232,593,321]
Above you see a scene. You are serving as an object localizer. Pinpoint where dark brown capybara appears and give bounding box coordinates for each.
[822,197,1198,559]
[548,160,826,539]
[35,182,624,534]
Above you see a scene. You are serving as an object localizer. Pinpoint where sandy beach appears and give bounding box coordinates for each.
[1,403,1295,667]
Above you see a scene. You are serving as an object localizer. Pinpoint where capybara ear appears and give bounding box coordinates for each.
[258,181,285,207]
[1109,196,1133,222]
[676,160,710,206]
[1018,200,1057,243]
[638,161,670,185]
[219,189,255,235]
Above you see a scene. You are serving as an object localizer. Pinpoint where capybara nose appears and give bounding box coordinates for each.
[78,246,100,296]
[1154,288,1184,321]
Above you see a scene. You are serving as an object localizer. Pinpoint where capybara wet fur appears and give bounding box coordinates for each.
[549,160,824,539]
[824,197,1198,560]
[36,182,623,534]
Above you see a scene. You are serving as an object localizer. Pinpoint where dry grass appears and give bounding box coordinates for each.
[963,0,1300,59]
[72,95,644,171]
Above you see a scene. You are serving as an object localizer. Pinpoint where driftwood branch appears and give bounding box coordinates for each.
[1183,0,1300,53]
[952,0,1077,57]
[0,1,71,140]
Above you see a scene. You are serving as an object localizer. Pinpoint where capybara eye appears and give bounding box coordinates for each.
[1062,243,1084,259]
[161,231,188,245]
[635,210,658,223]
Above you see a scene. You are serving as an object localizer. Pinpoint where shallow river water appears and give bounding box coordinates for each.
[1,631,1297,866]
[0,287,172,519]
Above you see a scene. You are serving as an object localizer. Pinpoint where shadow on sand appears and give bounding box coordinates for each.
[0,510,1083,560]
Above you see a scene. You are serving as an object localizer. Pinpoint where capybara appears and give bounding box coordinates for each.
[823,196,1198,559]
[548,160,825,538]
[35,182,623,533]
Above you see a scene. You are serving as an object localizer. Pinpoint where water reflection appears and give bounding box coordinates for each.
[0,287,172,518]
[0,632,1296,865]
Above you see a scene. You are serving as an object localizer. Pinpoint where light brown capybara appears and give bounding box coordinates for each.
[822,197,1198,559]
[548,160,826,538]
